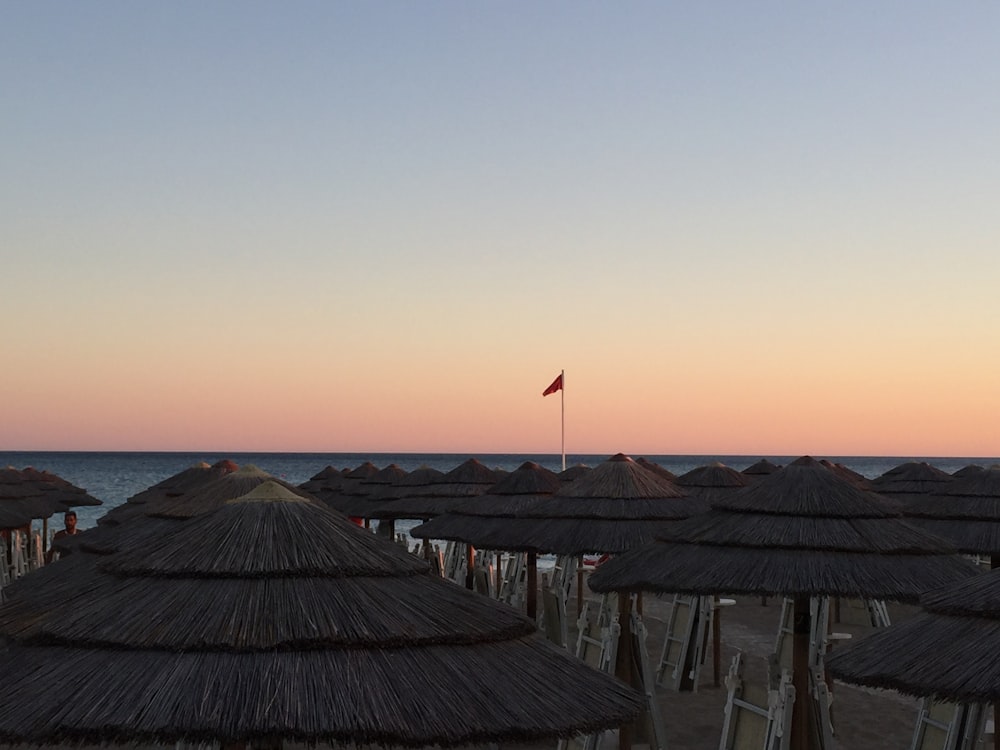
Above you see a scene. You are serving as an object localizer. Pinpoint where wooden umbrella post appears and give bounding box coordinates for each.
[465,545,476,590]
[616,593,634,750]
[526,551,538,619]
[792,595,813,749]
[577,555,584,617]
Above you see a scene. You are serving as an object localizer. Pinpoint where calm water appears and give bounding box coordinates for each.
[2,451,996,532]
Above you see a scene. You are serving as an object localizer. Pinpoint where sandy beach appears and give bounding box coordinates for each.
[564,588,927,750]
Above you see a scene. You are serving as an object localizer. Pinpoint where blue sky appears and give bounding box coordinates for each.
[3,3,1000,454]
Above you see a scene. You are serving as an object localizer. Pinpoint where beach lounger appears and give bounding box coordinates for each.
[719,652,794,750]
[498,551,526,608]
[656,594,709,692]
[560,599,622,750]
[909,699,988,750]
[773,597,830,675]
[631,610,669,750]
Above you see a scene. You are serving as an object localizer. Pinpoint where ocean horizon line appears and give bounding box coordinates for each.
[3,448,999,462]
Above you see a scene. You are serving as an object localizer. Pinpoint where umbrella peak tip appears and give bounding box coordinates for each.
[228,481,309,504]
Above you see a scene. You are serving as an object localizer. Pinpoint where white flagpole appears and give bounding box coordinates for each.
[560,369,565,471]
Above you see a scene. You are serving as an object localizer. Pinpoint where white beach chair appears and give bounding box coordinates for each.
[498,552,526,608]
[719,652,794,750]
[631,610,669,750]
[656,594,710,692]
[559,601,622,750]
[909,699,988,750]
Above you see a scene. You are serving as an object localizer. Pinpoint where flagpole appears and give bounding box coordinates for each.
[560,369,565,471]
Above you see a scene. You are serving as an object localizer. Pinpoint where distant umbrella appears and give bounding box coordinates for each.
[674,462,749,503]
[871,461,956,508]
[364,466,447,521]
[372,458,501,520]
[0,480,641,746]
[314,461,381,513]
[904,467,1000,561]
[558,464,592,482]
[297,465,348,495]
[338,464,410,519]
[411,462,562,615]
[955,464,987,479]
[741,458,782,479]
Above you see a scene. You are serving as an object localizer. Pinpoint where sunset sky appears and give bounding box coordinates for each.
[3,3,999,456]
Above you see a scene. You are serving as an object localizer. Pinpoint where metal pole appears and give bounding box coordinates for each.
[560,369,566,471]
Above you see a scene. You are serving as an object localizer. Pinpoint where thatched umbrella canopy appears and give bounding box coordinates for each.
[589,455,980,748]
[558,464,592,482]
[298,464,348,495]
[955,464,987,478]
[458,454,706,556]
[370,458,501,520]
[903,467,1000,560]
[0,481,641,747]
[314,461,382,513]
[871,461,956,508]
[741,458,782,480]
[97,460,239,529]
[17,467,104,509]
[364,466,447,521]
[64,465,311,558]
[818,459,871,488]
[338,464,410,518]
[674,461,749,503]
[635,457,677,482]
[411,462,562,614]
[828,567,1000,702]
[1,468,94,532]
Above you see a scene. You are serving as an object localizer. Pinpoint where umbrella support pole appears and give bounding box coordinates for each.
[616,593,634,750]
[792,595,813,750]
[465,545,475,590]
[526,552,538,620]
[42,518,48,556]
[577,556,584,617]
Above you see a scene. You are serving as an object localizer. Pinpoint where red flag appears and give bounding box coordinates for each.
[542,373,563,396]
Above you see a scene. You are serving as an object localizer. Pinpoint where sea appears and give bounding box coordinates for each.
[3,450,997,533]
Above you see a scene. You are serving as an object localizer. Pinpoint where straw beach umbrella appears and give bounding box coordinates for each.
[412,461,562,614]
[674,461,749,503]
[0,480,641,746]
[871,461,956,508]
[741,458,782,480]
[589,456,980,748]
[827,568,1000,750]
[903,467,1000,565]
[372,458,502,520]
[827,568,1000,701]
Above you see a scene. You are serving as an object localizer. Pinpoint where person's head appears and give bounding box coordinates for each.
[64,511,77,533]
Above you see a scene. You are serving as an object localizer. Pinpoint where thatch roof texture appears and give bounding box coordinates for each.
[338,464,410,517]
[378,459,505,520]
[741,458,781,478]
[410,461,562,543]
[827,567,1000,702]
[412,455,706,555]
[674,461,750,502]
[871,461,955,504]
[0,481,641,746]
[589,456,979,601]
[0,468,104,527]
[902,468,1000,555]
[123,460,238,506]
[635,457,677,481]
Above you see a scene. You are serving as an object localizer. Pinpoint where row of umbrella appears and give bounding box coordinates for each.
[17,453,1000,749]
